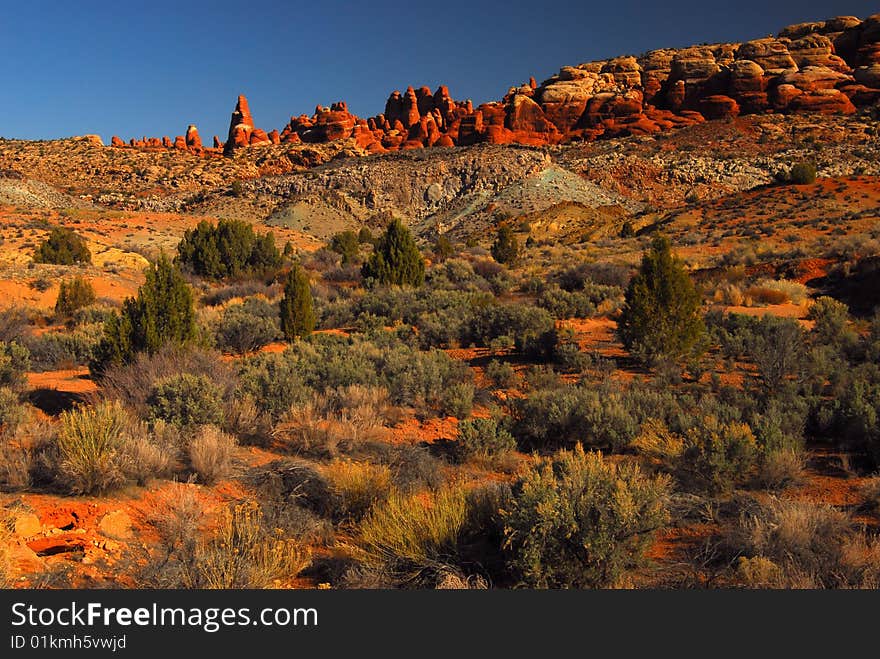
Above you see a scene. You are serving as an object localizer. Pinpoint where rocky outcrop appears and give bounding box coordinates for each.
[110,12,880,157]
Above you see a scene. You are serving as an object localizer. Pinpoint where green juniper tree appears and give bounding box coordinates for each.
[279,265,316,340]
[491,225,520,265]
[617,235,705,367]
[91,254,197,373]
[34,226,91,265]
[361,218,425,287]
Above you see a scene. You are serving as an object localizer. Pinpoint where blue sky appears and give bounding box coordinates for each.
[1,0,876,141]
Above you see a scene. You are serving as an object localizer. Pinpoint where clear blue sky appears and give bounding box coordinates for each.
[2,0,876,141]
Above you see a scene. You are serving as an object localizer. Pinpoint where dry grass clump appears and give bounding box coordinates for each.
[53,400,134,494]
[187,502,311,589]
[744,278,807,306]
[358,486,468,577]
[273,386,391,457]
[188,426,237,484]
[0,416,53,491]
[731,497,880,588]
[322,459,392,521]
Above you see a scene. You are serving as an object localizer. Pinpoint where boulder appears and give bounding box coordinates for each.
[737,38,797,71]
[98,510,133,540]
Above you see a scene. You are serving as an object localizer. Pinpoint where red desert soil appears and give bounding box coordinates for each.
[26,368,98,395]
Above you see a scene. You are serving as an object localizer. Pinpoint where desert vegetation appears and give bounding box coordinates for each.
[2,105,880,592]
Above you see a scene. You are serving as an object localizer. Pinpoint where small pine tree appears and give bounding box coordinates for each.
[617,235,705,366]
[491,225,519,265]
[357,226,374,245]
[361,218,425,287]
[279,265,315,340]
[34,227,91,265]
[55,277,96,317]
[92,254,197,373]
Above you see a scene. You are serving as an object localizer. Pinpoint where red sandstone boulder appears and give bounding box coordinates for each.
[110,135,124,147]
[737,38,796,71]
[249,128,271,145]
[699,95,740,119]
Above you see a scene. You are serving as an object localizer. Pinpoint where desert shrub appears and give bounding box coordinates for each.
[33,226,91,265]
[328,230,360,265]
[754,448,804,490]
[72,304,116,326]
[512,384,638,451]
[24,324,102,371]
[485,359,517,388]
[359,486,468,578]
[557,262,632,290]
[823,377,880,466]
[201,280,276,307]
[454,417,516,463]
[323,459,392,521]
[491,225,519,265]
[54,277,96,317]
[92,254,198,372]
[675,417,757,494]
[236,352,310,421]
[175,219,281,280]
[808,296,855,348]
[101,346,233,416]
[273,385,391,458]
[631,418,685,461]
[362,218,425,287]
[0,307,28,344]
[147,373,224,428]
[358,226,374,245]
[222,395,273,446]
[53,401,134,494]
[730,498,868,588]
[552,330,592,373]
[433,234,454,261]
[188,425,236,484]
[214,297,280,354]
[618,235,705,366]
[745,278,807,305]
[279,265,315,340]
[502,445,669,588]
[464,303,557,358]
[0,342,30,391]
[537,286,596,319]
[0,387,25,436]
[747,316,806,390]
[184,501,309,588]
[122,425,177,486]
[788,161,817,185]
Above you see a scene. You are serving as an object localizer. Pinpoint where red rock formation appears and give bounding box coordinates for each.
[110,13,880,157]
[224,95,257,155]
[110,136,124,147]
[185,125,202,150]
